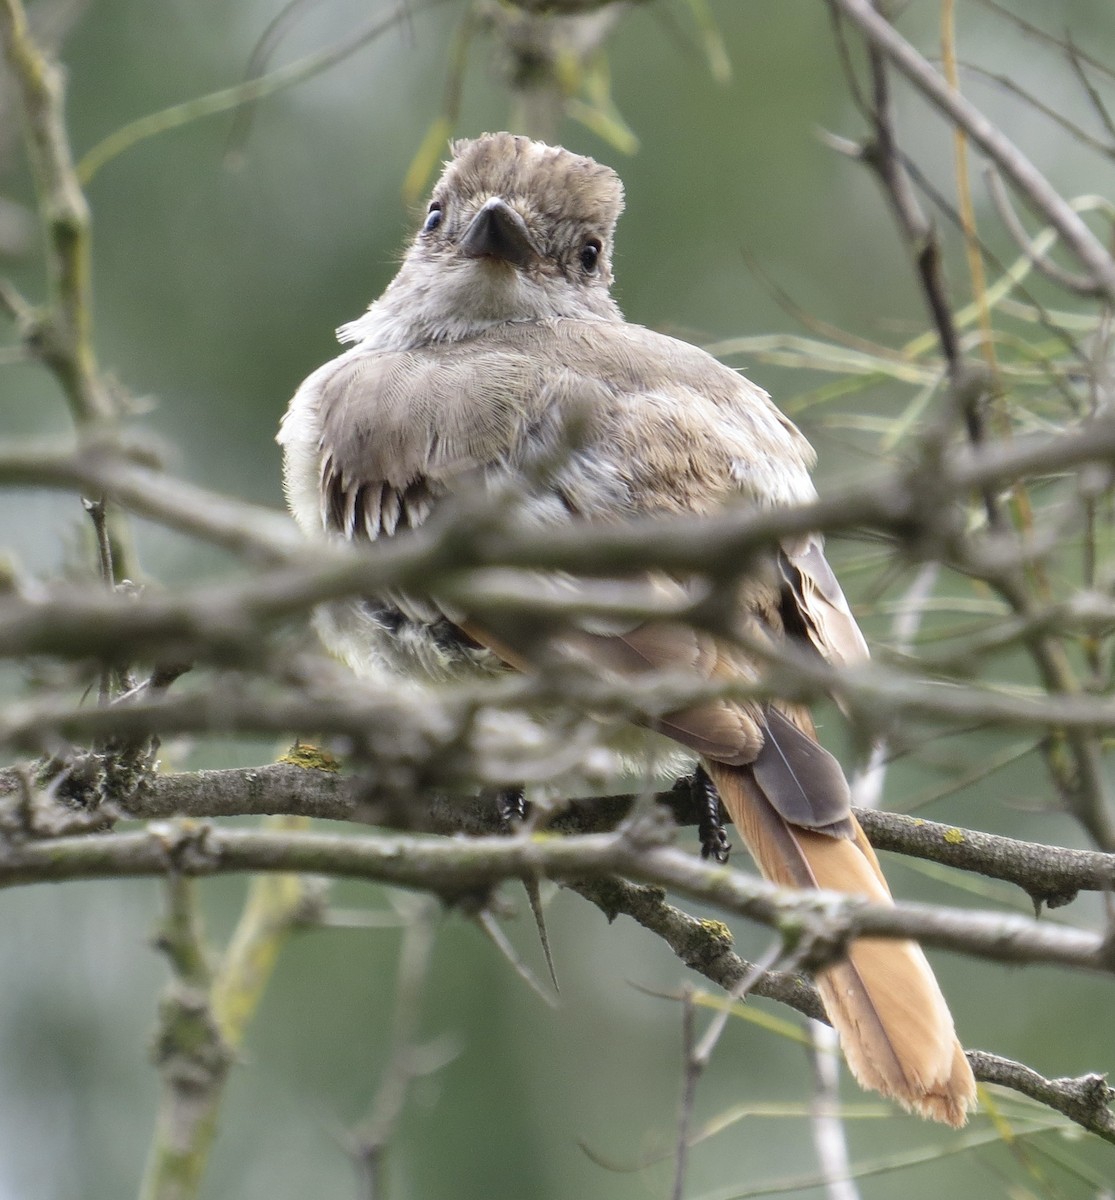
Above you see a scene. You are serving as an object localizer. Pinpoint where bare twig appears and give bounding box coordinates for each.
[0,0,138,581]
[672,989,700,1200]
[78,0,449,185]
[82,496,118,707]
[1064,32,1115,145]
[958,61,1115,160]
[969,1050,1115,1141]
[827,0,1115,300]
[827,0,1115,852]
[350,897,448,1200]
[137,815,316,1200]
[6,418,1115,681]
[970,0,1115,85]
[475,903,558,1005]
[853,808,1115,908]
[0,0,114,423]
[18,611,1115,769]
[0,806,1109,1136]
[0,437,301,559]
[985,168,1104,296]
[672,939,790,1200]
[844,0,998,530]
[210,818,321,1048]
[807,1022,861,1200]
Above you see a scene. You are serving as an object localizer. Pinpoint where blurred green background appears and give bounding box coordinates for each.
[3,1,1115,1197]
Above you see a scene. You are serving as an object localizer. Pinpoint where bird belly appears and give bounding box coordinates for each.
[313,597,506,684]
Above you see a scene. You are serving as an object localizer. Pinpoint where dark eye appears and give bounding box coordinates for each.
[579,238,601,273]
[423,204,443,234]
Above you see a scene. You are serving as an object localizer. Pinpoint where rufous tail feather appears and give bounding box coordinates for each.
[704,760,976,1127]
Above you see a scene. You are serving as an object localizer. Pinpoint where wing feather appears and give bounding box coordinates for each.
[305,318,863,814]
[780,536,869,666]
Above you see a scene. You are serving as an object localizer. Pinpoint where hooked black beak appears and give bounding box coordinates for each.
[458,197,540,268]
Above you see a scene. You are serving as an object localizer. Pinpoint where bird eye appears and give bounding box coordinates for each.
[579,238,601,273]
[423,204,443,234]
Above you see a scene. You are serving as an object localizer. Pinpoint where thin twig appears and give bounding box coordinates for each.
[827,0,1115,300]
[968,0,1115,84]
[350,898,446,1199]
[851,0,998,527]
[78,0,449,185]
[475,906,559,1006]
[807,1023,861,1200]
[0,0,140,583]
[985,168,1105,296]
[0,0,114,424]
[829,0,1115,853]
[958,61,1115,160]
[82,497,117,707]
[672,990,699,1200]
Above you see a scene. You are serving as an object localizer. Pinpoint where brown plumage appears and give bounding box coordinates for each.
[278,132,977,1125]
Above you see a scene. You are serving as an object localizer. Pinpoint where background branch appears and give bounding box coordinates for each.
[828,0,1115,299]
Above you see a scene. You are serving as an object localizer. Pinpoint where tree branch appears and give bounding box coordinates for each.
[0,820,1109,974]
[6,416,1115,585]
[967,1051,1115,1142]
[0,0,115,424]
[137,876,232,1200]
[2,799,1112,1139]
[9,761,1109,910]
[827,0,1115,300]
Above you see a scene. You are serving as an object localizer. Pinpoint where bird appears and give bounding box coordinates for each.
[278,131,977,1126]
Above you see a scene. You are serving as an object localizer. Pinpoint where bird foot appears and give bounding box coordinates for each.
[674,767,731,863]
[495,787,528,827]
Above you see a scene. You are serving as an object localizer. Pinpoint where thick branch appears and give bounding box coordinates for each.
[853,809,1115,906]
[10,763,1100,907]
[5,762,1113,1137]
[8,762,1110,907]
[0,822,1109,973]
[15,631,1115,767]
[5,421,1115,695]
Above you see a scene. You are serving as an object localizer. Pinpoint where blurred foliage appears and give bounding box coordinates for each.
[3,1,1115,1198]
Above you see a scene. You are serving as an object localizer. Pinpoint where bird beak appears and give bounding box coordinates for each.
[458,197,540,267]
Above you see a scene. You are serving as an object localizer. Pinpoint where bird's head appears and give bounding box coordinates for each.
[372,132,626,342]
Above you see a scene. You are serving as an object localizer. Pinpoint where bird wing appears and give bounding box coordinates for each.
[311,318,860,830]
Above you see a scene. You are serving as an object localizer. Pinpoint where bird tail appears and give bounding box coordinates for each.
[704,759,977,1127]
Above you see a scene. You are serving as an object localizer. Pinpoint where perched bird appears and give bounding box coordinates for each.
[278,132,976,1125]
